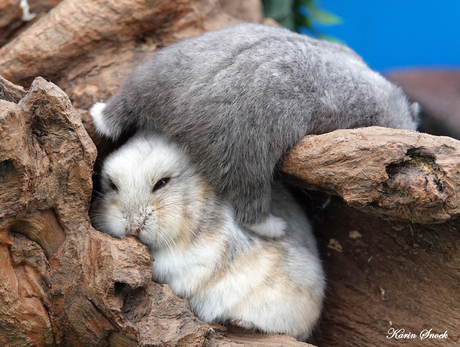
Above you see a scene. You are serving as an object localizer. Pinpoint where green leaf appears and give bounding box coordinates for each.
[309,7,343,26]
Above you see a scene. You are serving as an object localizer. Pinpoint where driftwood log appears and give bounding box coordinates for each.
[1,0,459,346]
[0,0,270,110]
[282,127,460,223]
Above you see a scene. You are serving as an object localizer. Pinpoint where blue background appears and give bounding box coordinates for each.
[308,1,460,72]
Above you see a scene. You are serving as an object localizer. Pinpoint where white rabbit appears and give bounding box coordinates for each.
[91,131,325,341]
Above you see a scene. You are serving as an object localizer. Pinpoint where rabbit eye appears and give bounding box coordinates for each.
[108,179,118,191]
[152,177,170,192]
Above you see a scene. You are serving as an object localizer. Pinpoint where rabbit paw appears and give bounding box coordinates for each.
[248,213,286,238]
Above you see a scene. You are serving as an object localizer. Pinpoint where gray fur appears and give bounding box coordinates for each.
[95,23,419,226]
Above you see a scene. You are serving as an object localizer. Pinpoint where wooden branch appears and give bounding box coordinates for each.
[0,0,61,47]
[0,0,240,109]
[282,128,460,223]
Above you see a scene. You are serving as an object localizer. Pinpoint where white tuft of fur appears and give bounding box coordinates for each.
[20,0,36,21]
[248,213,287,238]
[89,102,112,137]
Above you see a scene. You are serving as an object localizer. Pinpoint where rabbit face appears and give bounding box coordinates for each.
[91,132,204,251]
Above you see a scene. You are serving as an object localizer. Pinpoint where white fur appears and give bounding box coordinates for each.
[91,131,325,341]
[247,213,287,238]
[20,0,36,21]
[90,102,113,138]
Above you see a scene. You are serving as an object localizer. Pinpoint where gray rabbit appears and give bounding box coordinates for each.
[91,23,419,237]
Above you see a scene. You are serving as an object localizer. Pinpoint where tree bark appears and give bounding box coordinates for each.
[281,127,460,223]
[0,0,242,110]
[304,192,460,346]
[0,0,63,47]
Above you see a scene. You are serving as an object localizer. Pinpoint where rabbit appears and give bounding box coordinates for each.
[90,131,326,341]
[90,22,419,238]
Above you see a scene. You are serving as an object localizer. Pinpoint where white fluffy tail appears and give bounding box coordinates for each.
[89,102,111,137]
